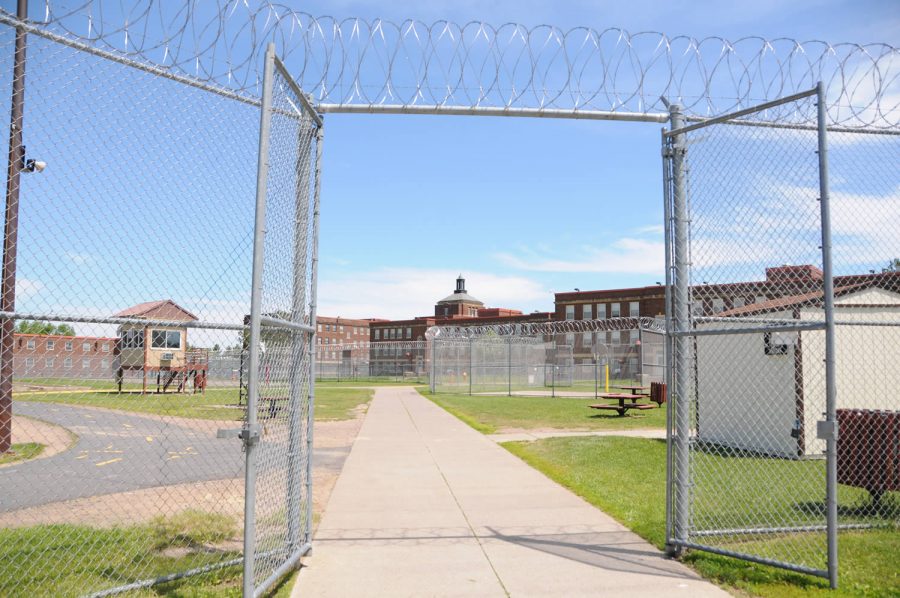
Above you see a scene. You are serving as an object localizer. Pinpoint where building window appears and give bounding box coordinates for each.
[712,298,725,313]
[629,302,640,317]
[406,328,412,339]
[375,330,380,340]
[101,359,109,369]
[65,341,73,351]
[151,330,181,350]
[102,343,110,353]
[45,357,54,368]
[565,305,575,320]
[597,304,606,319]
[82,342,91,352]
[755,295,767,304]
[82,358,91,369]
[733,297,745,308]
[691,302,704,316]
[64,357,72,368]
[583,304,593,319]
[26,339,35,350]
[24,357,34,368]
[119,329,144,349]
[46,340,55,350]
[611,303,621,318]
[317,323,322,332]
[339,325,344,333]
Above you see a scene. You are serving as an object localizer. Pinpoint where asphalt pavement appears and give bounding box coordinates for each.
[1,401,345,512]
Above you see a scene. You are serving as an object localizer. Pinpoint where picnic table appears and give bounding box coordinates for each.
[612,385,650,396]
[589,393,656,417]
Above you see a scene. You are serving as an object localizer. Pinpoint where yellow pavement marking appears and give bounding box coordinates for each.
[146,436,154,443]
[95,457,122,467]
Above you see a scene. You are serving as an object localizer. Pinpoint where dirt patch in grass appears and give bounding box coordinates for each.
[2,415,76,467]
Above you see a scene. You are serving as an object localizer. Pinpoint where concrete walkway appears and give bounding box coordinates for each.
[293,387,730,597]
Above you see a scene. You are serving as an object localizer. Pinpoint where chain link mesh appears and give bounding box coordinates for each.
[664,92,900,577]
[246,55,320,594]
[428,319,665,396]
[0,20,260,597]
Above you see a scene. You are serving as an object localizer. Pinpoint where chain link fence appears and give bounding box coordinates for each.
[0,13,318,596]
[0,19,261,597]
[314,341,428,382]
[427,318,666,396]
[663,88,900,584]
[241,47,321,596]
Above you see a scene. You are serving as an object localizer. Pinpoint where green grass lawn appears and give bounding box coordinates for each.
[425,390,666,433]
[504,436,899,597]
[0,442,44,465]
[0,511,297,597]
[16,386,373,422]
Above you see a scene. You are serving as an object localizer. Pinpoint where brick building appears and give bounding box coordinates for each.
[13,333,118,380]
[315,316,373,373]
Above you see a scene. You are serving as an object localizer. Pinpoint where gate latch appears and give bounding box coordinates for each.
[816,420,838,441]
[217,424,261,448]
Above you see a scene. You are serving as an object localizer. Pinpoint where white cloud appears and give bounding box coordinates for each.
[317,267,550,320]
[494,237,664,275]
[65,252,93,266]
[15,278,43,300]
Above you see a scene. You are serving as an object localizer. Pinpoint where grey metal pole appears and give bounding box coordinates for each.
[287,114,316,553]
[816,81,839,590]
[668,103,691,556]
[468,337,473,396]
[306,124,324,549]
[0,0,28,454]
[508,336,512,396]
[429,334,436,393]
[242,42,277,598]
[662,126,677,553]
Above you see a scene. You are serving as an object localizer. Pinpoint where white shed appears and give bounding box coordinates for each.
[695,282,900,459]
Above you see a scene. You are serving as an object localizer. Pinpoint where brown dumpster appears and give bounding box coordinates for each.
[836,409,899,504]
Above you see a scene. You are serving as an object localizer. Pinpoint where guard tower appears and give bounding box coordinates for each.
[114,300,208,393]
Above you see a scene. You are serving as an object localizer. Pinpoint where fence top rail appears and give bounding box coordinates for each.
[12,4,900,129]
[665,87,818,136]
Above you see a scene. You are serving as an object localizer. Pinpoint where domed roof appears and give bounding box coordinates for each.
[436,274,484,306]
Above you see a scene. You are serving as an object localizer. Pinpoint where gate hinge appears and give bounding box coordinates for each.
[662,146,675,158]
[816,420,838,441]
[217,424,262,447]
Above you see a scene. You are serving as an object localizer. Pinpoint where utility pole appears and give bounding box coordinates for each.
[0,0,29,453]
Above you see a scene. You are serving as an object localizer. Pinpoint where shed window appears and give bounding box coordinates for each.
[151,330,181,349]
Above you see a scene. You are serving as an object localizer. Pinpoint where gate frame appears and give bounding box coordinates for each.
[661,83,839,586]
[242,43,323,597]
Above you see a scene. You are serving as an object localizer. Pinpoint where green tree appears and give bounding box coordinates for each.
[15,320,76,336]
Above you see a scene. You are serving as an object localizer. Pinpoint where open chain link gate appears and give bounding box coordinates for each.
[237,44,322,597]
[662,85,900,586]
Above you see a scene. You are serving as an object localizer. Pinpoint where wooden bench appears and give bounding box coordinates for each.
[589,401,656,416]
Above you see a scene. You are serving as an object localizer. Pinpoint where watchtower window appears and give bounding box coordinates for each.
[151,330,181,349]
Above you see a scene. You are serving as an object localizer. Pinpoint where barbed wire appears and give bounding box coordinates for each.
[11,1,898,128]
[427,317,668,339]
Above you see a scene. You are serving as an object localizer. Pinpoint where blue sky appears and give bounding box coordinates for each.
[5,0,899,335]
[307,0,899,320]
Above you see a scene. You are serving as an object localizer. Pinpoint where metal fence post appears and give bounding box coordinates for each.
[286,115,315,554]
[242,42,276,598]
[668,103,690,556]
[816,81,839,590]
[662,125,676,553]
[0,0,29,454]
[508,336,512,396]
[468,337,473,395]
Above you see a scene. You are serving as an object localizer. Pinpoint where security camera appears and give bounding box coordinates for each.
[24,159,46,173]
